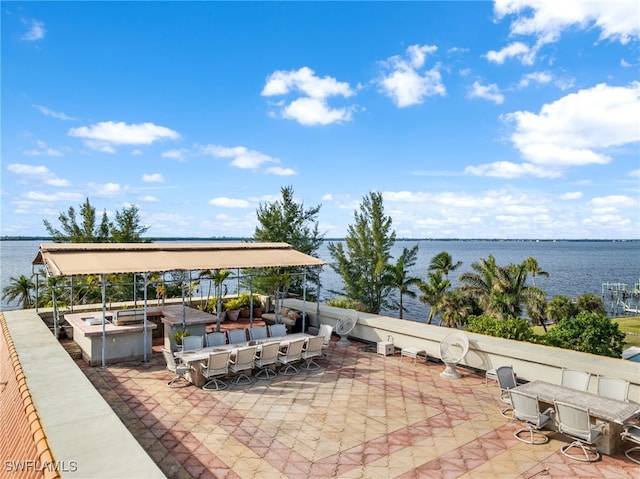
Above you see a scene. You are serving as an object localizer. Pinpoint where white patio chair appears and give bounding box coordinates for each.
[596,375,629,402]
[229,345,257,385]
[300,336,325,371]
[318,324,333,349]
[249,326,268,341]
[621,423,640,464]
[254,341,280,380]
[269,324,287,338]
[561,368,591,391]
[162,349,190,388]
[227,328,247,344]
[200,350,231,391]
[496,366,517,418]
[554,400,604,462]
[205,332,227,347]
[439,331,469,379]
[509,389,553,444]
[182,335,203,351]
[277,337,306,376]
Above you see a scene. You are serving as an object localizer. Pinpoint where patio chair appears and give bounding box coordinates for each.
[554,400,604,462]
[200,350,231,391]
[277,337,306,376]
[439,331,469,379]
[561,368,591,391]
[205,332,227,347]
[269,323,287,338]
[162,349,190,388]
[229,345,257,385]
[254,341,280,379]
[496,366,517,418]
[621,423,640,464]
[596,375,629,402]
[182,335,204,351]
[300,336,325,371]
[227,328,247,344]
[318,324,333,358]
[509,389,553,444]
[249,326,268,341]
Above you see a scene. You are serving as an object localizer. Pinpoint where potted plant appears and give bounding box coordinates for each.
[173,328,191,350]
[252,295,264,318]
[237,293,252,318]
[224,297,243,321]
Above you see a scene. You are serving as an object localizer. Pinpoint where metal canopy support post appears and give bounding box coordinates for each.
[51,281,58,339]
[302,270,307,333]
[181,276,186,331]
[143,272,149,362]
[101,273,107,368]
[249,274,254,327]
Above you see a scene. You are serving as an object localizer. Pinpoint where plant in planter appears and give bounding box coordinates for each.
[173,328,191,348]
[236,293,253,318]
[252,295,264,318]
[224,297,244,321]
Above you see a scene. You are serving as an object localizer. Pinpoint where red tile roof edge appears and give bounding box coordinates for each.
[1,312,60,479]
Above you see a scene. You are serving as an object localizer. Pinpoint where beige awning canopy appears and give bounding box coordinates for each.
[33,242,325,277]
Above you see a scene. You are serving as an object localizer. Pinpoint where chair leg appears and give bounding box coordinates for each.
[300,358,320,371]
[168,374,190,388]
[255,367,277,380]
[279,363,299,376]
[624,446,640,465]
[561,440,600,462]
[231,372,254,385]
[514,426,549,445]
[501,407,514,419]
[202,378,227,391]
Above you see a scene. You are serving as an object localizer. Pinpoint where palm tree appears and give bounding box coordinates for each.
[439,290,473,328]
[428,251,462,280]
[417,271,450,324]
[546,295,577,324]
[2,274,35,309]
[523,257,549,286]
[385,245,421,319]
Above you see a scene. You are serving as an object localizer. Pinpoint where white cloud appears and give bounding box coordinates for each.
[141,195,158,202]
[69,121,180,152]
[504,82,640,168]
[25,191,83,202]
[494,0,640,46]
[208,197,251,208]
[142,173,164,183]
[264,166,297,176]
[22,19,45,41]
[86,182,123,197]
[559,191,583,200]
[199,144,279,170]
[468,81,505,104]
[162,148,189,161]
[464,161,562,178]
[7,163,70,186]
[629,169,640,177]
[589,195,636,209]
[378,44,445,107]
[262,67,356,126]
[486,41,535,65]
[23,140,62,157]
[517,71,552,88]
[33,105,76,121]
[131,149,143,155]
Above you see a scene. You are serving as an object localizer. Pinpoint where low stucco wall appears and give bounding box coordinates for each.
[285,299,640,403]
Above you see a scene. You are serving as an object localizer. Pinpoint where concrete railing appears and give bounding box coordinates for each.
[284,299,640,403]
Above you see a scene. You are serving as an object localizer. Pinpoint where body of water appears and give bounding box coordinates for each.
[2,239,639,320]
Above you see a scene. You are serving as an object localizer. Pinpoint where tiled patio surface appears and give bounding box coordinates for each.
[79,331,639,479]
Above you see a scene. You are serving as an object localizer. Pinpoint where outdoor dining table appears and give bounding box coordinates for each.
[513,379,640,454]
[174,333,313,386]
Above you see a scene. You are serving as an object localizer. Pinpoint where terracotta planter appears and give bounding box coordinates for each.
[227,309,240,321]
[240,307,251,318]
[253,307,263,318]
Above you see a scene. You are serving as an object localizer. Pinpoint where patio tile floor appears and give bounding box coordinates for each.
[79,334,639,479]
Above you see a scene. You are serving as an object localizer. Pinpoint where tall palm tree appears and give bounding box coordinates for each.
[418,271,450,324]
[2,274,35,309]
[523,257,549,286]
[428,251,462,280]
[385,245,421,319]
[439,290,473,328]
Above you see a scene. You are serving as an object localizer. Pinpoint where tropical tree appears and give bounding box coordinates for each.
[417,271,450,324]
[546,295,577,324]
[110,204,150,242]
[523,257,549,287]
[2,275,35,309]
[43,198,110,243]
[251,185,324,299]
[439,290,473,328]
[525,292,549,331]
[328,191,396,314]
[429,251,462,280]
[576,293,606,316]
[385,244,421,319]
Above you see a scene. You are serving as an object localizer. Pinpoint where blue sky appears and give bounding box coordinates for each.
[2,1,639,239]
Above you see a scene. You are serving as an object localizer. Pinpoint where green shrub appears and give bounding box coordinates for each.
[542,311,625,358]
[326,297,363,310]
[466,315,537,342]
